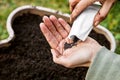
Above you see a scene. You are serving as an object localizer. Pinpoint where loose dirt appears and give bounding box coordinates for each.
[0,13,110,80]
[0,13,89,80]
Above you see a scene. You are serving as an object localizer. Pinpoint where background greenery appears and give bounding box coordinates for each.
[0,0,120,53]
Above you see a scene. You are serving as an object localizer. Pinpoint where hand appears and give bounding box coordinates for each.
[40,15,102,68]
[69,0,116,26]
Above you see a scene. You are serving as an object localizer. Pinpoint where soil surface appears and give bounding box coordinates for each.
[0,13,110,80]
[0,13,88,80]
[89,30,110,49]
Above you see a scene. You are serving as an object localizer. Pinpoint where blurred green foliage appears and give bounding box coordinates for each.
[101,2,120,53]
[0,0,69,40]
[0,0,120,53]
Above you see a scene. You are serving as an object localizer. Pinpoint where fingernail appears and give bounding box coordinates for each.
[40,23,43,26]
[50,15,56,19]
[43,16,48,21]
[94,21,99,27]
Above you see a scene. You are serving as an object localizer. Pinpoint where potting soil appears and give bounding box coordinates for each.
[0,13,110,80]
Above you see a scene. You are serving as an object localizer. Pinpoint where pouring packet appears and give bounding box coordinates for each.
[68,4,100,41]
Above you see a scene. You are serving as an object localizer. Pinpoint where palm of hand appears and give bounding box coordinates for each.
[55,37,97,67]
[40,15,101,68]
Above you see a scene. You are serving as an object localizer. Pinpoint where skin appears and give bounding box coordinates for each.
[69,0,116,26]
[40,15,102,68]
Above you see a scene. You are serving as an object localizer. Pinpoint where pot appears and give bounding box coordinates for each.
[0,5,116,52]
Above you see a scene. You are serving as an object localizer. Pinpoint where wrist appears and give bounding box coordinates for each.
[90,45,102,63]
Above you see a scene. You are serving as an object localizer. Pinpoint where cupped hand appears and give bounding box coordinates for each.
[69,0,116,26]
[40,15,102,68]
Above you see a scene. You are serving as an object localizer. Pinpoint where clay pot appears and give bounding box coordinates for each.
[0,5,116,52]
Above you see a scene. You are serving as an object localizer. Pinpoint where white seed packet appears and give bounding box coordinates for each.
[68,4,100,41]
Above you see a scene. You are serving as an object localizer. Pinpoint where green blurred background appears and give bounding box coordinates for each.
[0,0,120,53]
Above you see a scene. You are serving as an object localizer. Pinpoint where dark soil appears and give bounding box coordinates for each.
[89,30,110,49]
[0,13,88,80]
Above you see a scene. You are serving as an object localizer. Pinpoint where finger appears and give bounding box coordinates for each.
[71,0,95,22]
[69,0,80,12]
[94,0,115,26]
[58,18,71,33]
[93,13,102,27]
[56,40,65,55]
[51,49,61,58]
[43,16,62,42]
[40,23,58,48]
[51,49,71,68]
[99,0,105,4]
[50,15,68,39]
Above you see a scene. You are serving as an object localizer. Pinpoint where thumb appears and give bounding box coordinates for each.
[51,49,61,63]
[51,49,60,58]
[94,0,115,27]
[51,49,68,67]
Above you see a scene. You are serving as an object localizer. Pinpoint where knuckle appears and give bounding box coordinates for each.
[63,32,68,38]
[72,9,79,19]
[75,8,79,14]
[100,14,106,20]
[48,25,53,31]
[57,25,62,29]
[69,0,78,6]
[112,0,116,5]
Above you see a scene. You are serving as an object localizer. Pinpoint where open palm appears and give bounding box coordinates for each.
[40,15,101,68]
[40,15,70,54]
